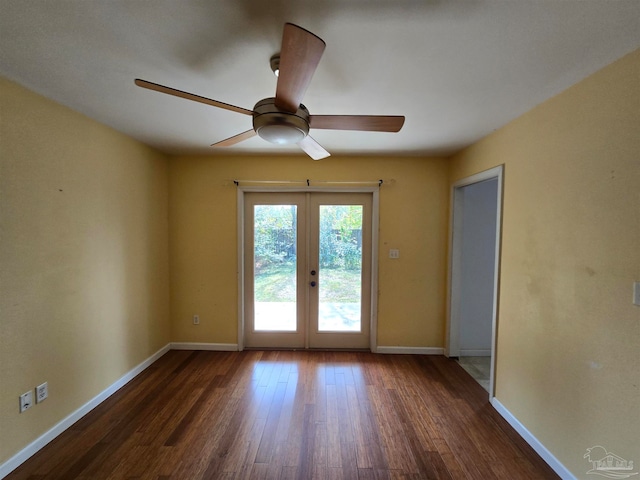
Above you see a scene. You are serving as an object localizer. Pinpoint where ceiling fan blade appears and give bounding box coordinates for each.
[310,115,405,132]
[275,23,326,113]
[211,129,257,147]
[298,135,330,161]
[135,79,253,116]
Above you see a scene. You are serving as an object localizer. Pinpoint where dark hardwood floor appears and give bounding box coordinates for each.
[7,350,559,479]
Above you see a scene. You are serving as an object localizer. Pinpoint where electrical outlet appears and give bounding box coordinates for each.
[193,314,200,325]
[36,382,48,403]
[633,281,640,306]
[389,249,400,259]
[19,391,33,413]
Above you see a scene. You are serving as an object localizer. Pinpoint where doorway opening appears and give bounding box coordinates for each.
[446,166,503,399]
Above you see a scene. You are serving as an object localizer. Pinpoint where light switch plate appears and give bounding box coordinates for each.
[389,249,400,259]
[36,382,48,403]
[633,282,640,306]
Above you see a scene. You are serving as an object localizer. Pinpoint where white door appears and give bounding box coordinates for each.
[243,192,372,349]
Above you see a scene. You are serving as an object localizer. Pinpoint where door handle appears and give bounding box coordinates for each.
[310,281,317,287]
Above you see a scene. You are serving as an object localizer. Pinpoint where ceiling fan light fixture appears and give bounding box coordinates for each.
[253,97,310,145]
[256,124,305,144]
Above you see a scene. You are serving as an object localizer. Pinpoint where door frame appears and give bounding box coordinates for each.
[237,185,380,352]
[445,166,503,400]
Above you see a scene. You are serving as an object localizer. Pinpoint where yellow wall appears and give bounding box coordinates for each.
[449,49,640,477]
[0,77,171,464]
[168,155,449,347]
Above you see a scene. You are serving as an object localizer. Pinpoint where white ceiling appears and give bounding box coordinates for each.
[2,1,639,158]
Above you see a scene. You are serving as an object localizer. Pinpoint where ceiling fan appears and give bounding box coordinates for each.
[135,23,405,160]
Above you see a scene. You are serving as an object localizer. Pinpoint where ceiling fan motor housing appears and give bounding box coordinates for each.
[253,98,310,145]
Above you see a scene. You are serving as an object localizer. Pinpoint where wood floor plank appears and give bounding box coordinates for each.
[338,442,359,480]
[6,351,560,480]
[367,387,416,473]
[255,380,288,463]
[296,403,318,480]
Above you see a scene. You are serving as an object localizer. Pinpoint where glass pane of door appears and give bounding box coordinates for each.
[318,205,363,332]
[253,204,297,331]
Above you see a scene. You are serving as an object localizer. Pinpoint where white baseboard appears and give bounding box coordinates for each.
[376,346,444,355]
[170,342,239,351]
[0,343,171,479]
[459,348,491,356]
[491,398,575,480]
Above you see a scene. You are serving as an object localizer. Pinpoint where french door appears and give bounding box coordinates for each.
[243,192,372,349]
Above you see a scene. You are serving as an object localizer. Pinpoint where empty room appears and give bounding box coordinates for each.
[1,2,639,479]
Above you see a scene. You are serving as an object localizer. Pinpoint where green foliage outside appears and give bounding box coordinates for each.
[254,205,297,270]
[319,205,362,270]
[253,204,362,302]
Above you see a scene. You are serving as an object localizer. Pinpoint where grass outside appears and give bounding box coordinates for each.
[255,264,361,303]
